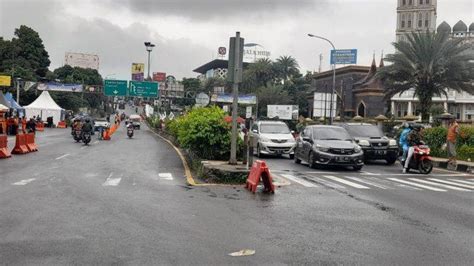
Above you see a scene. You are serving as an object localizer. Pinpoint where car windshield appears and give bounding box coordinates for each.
[345,125,383,138]
[312,127,352,141]
[260,123,290,134]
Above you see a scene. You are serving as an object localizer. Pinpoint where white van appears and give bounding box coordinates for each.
[250,120,296,159]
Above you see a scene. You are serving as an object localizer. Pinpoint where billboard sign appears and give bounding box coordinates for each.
[0,75,11,86]
[104,80,128,96]
[313,92,337,118]
[267,105,299,120]
[131,63,145,81]
[152,72,167,82]
[129,81,159,97]
[211,94,256,105]
[37,82,83,92]
[65,52,100,70]
[330,49,357,65]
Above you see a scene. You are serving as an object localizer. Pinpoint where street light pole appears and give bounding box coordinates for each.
[308,34,336,125]
[144,42,156,81]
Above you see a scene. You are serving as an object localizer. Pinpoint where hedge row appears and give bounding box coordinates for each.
[423,126,474,161]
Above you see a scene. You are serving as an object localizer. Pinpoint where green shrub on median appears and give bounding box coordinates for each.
[166,106,242,160]
[423,125,474,161]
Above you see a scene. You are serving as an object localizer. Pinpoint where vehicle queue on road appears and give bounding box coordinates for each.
[250,119,433,174]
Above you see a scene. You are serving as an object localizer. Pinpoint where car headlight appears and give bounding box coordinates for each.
[354,145,362,153]
[358,140,370,146]
[260,137,271,143]
[315,144,329,152]
[389,139,398,146]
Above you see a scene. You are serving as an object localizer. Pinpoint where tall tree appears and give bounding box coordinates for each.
[274,55,299,83]
[377,31,474,121]
[246,58,274,88]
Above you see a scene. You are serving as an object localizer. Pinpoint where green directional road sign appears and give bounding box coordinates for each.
[104,80,128,96]
[129,81,159,97]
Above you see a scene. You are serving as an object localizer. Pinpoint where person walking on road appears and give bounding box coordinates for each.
[26,118,36,134]
[399,123,412,164]
[447,119,460,166]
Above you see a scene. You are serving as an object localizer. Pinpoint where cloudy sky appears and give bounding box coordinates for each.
[0,0,472,80]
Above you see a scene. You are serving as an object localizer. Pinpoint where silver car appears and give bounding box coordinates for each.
[250,121,296,159]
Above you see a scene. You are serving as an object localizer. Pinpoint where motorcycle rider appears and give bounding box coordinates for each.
[81,118,93,136]
[403,124,424,173]
[399,123,412,165]
[126,118,134,137]
[72,118,82,135]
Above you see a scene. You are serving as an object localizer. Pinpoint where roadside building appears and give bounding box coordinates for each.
[309,57,386,119]
[390,20,474,121]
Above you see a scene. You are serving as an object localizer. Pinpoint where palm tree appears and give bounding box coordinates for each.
[274,55,300,83]
[377,31,474,122]
[246,58,274,87]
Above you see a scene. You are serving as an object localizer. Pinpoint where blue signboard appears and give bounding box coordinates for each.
[330,49,357,65]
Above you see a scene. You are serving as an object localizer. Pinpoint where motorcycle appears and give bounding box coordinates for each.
[127,126,134,138]
[401,144,433,174]
[82,131,92,145]
[73,129,82,142]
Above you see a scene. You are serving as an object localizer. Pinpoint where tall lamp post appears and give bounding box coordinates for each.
[144,42,156,81]
[308,34,336,125]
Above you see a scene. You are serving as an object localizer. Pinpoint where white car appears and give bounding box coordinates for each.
[250,120,296,159]
[94,119,110,131]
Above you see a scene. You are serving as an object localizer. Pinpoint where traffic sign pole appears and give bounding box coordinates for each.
[229,32,244,165]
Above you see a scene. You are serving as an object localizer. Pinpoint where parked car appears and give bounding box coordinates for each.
[294,125,364,170]
[250,120,296,158]
[341,123,399,165]
[129,114,141,130]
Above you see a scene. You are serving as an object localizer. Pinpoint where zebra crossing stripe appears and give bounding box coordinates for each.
[447,179,474,186]
[429,179,474,189]
[305,175,346,189]
[281,174,318,188]
[323,175,370,189]
[409,178,471,192]
[344,176,388,189]
[388,178,446,192]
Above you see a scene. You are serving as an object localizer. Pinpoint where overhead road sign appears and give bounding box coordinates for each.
[129,81,159,97]
[104,80,127,96]
[330,49,357,65]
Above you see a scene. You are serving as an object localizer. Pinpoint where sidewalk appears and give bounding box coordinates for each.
[432,157,473,173]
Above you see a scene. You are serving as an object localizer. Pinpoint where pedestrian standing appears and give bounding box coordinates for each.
[447,118,460,166]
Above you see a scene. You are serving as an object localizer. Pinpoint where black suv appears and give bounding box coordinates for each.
[294,125,364,170]
[341,123,399,165]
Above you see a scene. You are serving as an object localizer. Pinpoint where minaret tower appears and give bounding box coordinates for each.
[396,0,437,42]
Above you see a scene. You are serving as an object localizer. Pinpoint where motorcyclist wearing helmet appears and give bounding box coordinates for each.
[72,118,82,134]
[403,124,424,173]
[399,123,412,164]
[81,118,93,134]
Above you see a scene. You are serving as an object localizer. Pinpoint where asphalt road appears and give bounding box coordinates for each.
[1,113,473,265]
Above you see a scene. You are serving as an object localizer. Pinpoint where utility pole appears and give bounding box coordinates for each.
[318,53,323,73]
[228,32,244,165]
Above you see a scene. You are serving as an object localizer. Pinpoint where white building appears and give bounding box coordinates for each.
[392,0,474,121]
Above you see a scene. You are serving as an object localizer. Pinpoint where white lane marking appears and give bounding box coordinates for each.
[81,146,87,150]
[306,175,346,189]
[93,141,99,144]
[344,176,388,189]
[429,179,474,189]
[102,172,122,186]
[409,178,471,192]
[388,178,446,192]
[158,173,174,180]
[448,179,474,186]
[305,171,337,175]
[55,153,70,160]
[361,172,381,176]
[323,175,370,189]
[13,178,36,185]
[281,174,318,187]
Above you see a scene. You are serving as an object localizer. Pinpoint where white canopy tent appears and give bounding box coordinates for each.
[24,91,64,125]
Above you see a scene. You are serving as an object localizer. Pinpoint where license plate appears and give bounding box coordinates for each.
[336,157,348,161]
